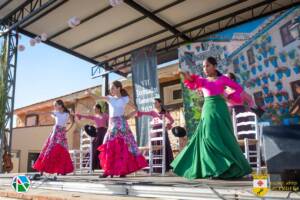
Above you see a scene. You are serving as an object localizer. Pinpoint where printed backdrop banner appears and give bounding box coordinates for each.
[132,44,160,146]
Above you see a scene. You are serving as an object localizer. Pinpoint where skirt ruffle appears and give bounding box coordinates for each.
[33,126,74,174]
[33,144,74,174]
[98,136,147,175]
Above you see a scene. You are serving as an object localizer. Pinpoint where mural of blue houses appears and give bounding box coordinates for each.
[226,7,300,125]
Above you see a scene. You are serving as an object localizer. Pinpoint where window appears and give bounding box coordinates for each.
[27,152,40,172]
[280,21,296,46]
[247,47,255,65]
[173,89,182,100]
[25,114,38,127]
[253,91,265,107]
[163,84,183,106]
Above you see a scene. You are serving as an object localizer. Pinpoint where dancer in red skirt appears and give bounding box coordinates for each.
[33,100,74,175]
[89,81,148,178]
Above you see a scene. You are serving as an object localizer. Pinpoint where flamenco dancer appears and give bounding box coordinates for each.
[136,98,174,172]
[90,80,148,178]
[171,57,251,179]
[32,100,74,176]
[75,104,109,170]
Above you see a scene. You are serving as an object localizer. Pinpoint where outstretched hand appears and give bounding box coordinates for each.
[178,69,192,81]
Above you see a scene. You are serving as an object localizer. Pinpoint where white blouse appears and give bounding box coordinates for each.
[52,111,69,127]
[107,96,129,117]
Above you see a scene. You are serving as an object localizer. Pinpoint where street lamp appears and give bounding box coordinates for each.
[289,16,300,39]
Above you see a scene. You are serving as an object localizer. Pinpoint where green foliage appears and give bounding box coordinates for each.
[0,37,8,133]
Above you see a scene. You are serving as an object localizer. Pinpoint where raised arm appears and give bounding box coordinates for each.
[86,90,109,102]
[125,110,137,120]
[179,71,205,90]
[136,111,156,118]
[127,99,137,111]
[75,113,95,121]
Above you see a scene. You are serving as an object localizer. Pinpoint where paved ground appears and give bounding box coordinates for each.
[1,173,300,199]
[0,186,157,200]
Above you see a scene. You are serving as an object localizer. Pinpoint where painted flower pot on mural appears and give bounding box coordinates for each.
[257,55,263,61]
[263,86,269,94]
[254,43,260,49]
[276,93,283,102]
[279,52,287,63]
[269,46,275,56]
[276,70,283,79]
[293,65,300,74]
[258,65,263,72]
[251,66,257,75]
[242,63,247,70]
[288,49,296,59]
[284,68,291,77]
[266,35,272,43]
[240,55,245,61]
[264,59,270,68]
[262,76,268,84]
[275,81,283,90]
[269,73,275,82]
[255,77,261,86]
[261,50,268,59]
[270,57,278,68]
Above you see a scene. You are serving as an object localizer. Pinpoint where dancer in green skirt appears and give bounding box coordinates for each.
[171,57,252,179]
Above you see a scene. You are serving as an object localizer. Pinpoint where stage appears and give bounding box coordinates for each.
[1,173,299,200]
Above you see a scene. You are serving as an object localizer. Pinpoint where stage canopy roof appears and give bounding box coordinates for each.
[1,0,299,77]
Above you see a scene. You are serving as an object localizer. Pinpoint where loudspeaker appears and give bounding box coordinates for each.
[263,125,300,191]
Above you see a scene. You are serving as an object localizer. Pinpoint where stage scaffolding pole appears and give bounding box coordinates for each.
[0,29,18,173]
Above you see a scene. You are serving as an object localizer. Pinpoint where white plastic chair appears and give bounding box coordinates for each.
[232,110,261,173]
[69,128,93,174]
[139,115,166,176]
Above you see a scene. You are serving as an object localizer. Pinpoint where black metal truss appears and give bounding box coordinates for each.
[20,0,69,29]
[0,0,59,33]
[96,0,300,75]
[0,31,18,172]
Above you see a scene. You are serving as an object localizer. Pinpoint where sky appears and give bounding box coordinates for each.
[6,16,266,110]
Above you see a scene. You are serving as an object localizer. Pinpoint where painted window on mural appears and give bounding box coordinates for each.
[247,47,255,65]
[233,57,239,73]
[280,21,295,47]
[253,91,265,107]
